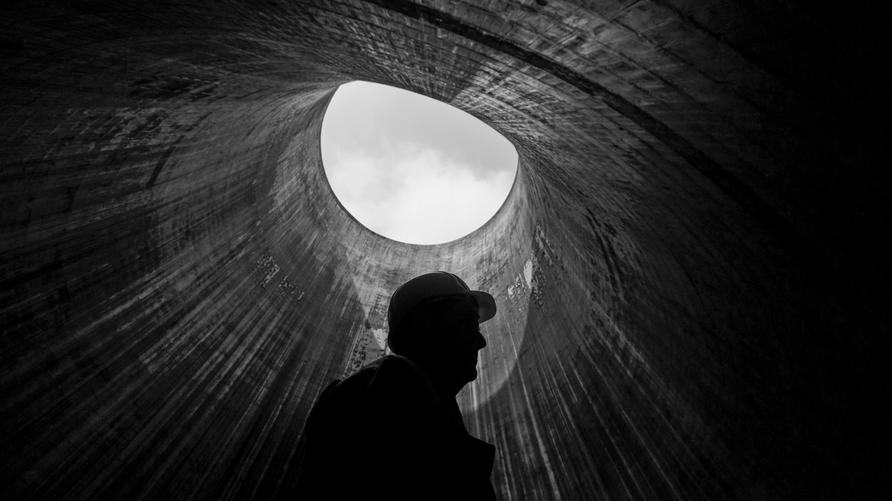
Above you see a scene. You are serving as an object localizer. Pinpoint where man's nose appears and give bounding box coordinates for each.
[475,331,486,349]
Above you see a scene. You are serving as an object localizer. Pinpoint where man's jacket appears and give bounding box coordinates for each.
[294,354,497,500]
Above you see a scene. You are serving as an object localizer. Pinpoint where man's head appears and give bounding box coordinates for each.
[387,272,496,391]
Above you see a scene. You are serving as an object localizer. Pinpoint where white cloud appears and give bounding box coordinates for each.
[321,81,517,244]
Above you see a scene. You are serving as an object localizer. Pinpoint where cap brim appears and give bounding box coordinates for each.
[470,291,497,323]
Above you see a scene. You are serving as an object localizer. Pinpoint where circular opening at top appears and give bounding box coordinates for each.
[321,81,518,245]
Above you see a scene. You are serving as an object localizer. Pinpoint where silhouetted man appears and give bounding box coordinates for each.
[294,271,498,500]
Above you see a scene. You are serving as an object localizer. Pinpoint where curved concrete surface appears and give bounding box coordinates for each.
[1,2,882,500]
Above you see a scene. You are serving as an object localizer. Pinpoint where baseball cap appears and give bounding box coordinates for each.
[387,271,497,334]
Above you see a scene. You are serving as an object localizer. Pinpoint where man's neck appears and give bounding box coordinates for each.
[396,354,462,404]
[431,374,462,404]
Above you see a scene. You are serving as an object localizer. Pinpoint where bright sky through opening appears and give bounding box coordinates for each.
[320,81,518,245]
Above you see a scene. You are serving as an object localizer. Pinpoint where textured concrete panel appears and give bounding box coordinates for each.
[0,1,882,500]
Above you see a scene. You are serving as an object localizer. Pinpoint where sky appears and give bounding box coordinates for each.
[320,81,518,245]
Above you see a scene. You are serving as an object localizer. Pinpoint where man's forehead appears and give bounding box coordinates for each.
[431,295,478,318]
[452,305,479,320]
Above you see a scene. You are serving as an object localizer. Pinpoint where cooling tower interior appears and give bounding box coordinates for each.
[1,1,883,500]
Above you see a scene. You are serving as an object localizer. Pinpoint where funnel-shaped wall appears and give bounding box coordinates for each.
[1,2,881,500]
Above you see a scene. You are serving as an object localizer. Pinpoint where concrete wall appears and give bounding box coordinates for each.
[1,1,882,499]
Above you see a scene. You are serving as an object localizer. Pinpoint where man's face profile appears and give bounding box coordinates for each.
[424,296,486,386]
[386,272,496,393]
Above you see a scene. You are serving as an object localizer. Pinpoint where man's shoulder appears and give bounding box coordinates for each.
[316,355,438,424]
[324,355,420,398]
